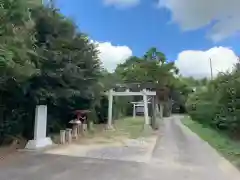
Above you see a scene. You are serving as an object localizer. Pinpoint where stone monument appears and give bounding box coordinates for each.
[25,105,53,150]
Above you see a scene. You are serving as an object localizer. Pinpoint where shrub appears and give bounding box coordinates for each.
[186,64,240,137]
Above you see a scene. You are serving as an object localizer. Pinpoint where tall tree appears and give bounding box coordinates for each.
[116,48,178,86]
[144,47,166,63]
[0,0,38,86]
[115,48,180,116]
[0,1,102,143]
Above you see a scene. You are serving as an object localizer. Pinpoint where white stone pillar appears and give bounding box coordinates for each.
[133,104,136,118]
[60,130,66,144]
[25,105,53,150]
[107,89,113,129]
[142,89,149,125]
[77,124,81,135]
[65,128,72,143]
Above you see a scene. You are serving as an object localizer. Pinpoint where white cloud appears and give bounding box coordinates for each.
[103,0,140,8]
[175,47,238,78]
[96,41,133,72]
[158,0,240,41]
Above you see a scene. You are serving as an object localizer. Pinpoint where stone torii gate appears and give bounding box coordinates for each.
[131,98,151,118]
[106,88,157,129]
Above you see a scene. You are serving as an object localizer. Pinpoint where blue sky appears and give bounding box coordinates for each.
[56,0,240,77]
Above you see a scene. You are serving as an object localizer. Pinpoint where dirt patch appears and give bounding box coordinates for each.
[45,118,158,162]
[0,146,18,160]
[0,138,27,163]
[45,136,158,162]
[75,134,128,145]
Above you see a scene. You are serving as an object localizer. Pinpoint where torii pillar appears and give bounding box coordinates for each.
[106,88,153,130]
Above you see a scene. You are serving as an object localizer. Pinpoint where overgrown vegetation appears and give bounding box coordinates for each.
[186,62,240,137]
[0,0,102,144]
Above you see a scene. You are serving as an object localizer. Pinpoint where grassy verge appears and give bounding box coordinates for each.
[182,116,240,169]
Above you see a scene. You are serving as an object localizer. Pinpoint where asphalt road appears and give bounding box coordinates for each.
[0,116,240,180]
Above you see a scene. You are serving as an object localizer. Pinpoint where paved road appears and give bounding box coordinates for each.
[0,116,240,180]
[151,116,240,180]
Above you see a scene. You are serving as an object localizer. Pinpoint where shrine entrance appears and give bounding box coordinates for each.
[105,88,160,129]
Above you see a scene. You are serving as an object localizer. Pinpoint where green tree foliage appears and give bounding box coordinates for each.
[115,48,181,116]
[180,76,209,88]
[0,1,101,144]
[0,0,37,85]
[0,0,39,143]
[116,48,178,86]
[186,62,240,136]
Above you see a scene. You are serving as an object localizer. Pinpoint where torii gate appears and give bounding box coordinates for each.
[105,88,157,129]
[131,98,152,118]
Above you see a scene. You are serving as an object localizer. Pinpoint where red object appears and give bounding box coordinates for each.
[73,110,91,123]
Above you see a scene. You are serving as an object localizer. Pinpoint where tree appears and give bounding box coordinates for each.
[116,48,178,86]
[143,47,166,62]
[0,0,38,86]
[186,61,240,136]
[115,48,180,116]
[0,0,40,143]
[0,1,102,143]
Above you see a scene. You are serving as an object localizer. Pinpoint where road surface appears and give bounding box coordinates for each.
[0,116,239,180]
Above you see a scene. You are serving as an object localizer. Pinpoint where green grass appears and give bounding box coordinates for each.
[182,117,240,169]
[114,117,152,139]
[88,117,154,140]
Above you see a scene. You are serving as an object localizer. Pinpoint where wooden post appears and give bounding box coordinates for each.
[60,130,66,144]
[65,128,72,143]
[160,103,164,119]
[77,124,81,136]
[72,125,78,140]
[155,98,160,114]
[82,123,87,133]
[107,89,113,129]
[151,96,157,128]
[156,103,160,114]
[133,104,136,118]
[142,89,149,125]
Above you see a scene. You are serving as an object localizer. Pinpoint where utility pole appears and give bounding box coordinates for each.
[209,58,213,80]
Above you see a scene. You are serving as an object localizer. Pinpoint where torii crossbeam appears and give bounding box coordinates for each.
[105,88,157,129]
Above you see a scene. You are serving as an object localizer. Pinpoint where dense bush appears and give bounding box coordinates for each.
[0,1,102,144]
[186,63,240,136]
